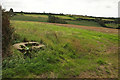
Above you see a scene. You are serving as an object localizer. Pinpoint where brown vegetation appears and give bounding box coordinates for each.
[2,9,14,57]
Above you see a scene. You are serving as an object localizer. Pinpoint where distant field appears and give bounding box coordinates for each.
[11,15,48,22]
[2,20,118,78]
[54,15,75,20]
[11,14,104,27]
[74,16,95,20]
[67,20,102,27]
[25,14,48,18]
[105,23,119,29]
[102,19,115,21]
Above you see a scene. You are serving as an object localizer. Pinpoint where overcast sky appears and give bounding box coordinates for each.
[1,0,119,17]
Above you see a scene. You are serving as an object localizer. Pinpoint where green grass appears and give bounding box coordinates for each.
[105,23,119,29]
[11,14,101,27]
[54,15,75,20]
[25,14,48,18]
[2,20,118,78]
[11,14,118,28]
[102,19,114,21]
[11,15,48,22]
[67,20,102,27]
[75,16,95,20]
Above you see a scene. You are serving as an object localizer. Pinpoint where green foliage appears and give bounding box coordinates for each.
[105,23,119,29]
[11,15,48,22]
[106,70,111,74]
[48,15,67,24]
[12,33,22,44]
[54,15,75,20]
[67,20,102,27]
[97,59,106,65]
[20,11,24,15]
[9,8,14,17]
[95,18,106,27]
[3,20,118,78]
[11,14,118,28]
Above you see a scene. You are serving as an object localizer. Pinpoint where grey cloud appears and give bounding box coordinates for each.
[106,6,111,8]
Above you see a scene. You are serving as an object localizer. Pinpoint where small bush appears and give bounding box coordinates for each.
[97,59,106,65]
[12,34,21,44]
[23,37,29,42]
[76,18,82,21]
[95,18,106,27]
[116,25,120,29]
[48,15,67,24]
[9,8,14,17]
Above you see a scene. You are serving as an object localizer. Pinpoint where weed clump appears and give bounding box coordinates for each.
[12,34,21,44]
[97,59,106,65]
[23,38,29,42]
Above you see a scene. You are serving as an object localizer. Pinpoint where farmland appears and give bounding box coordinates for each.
[2,13,119,78]
[11,13,119,28]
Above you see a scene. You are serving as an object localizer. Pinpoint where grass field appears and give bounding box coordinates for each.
[11,14,104,27]
[54,15,75,20]
[25,14,48,18]
[2,20,118,78]
[11,15,48,22]
[67,20,102,27]
[105,23,119,29]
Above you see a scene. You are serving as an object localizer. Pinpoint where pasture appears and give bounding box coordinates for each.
[11,14,118,28]
[2,19,118,78]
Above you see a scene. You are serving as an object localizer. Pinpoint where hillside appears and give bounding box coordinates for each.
[11,13,119,29]
[2,18,118,78]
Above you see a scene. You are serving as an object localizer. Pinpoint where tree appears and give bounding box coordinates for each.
[48,15,67,24]
[9,8,14,17]
[20,11,24,15]
[95,18,106,27]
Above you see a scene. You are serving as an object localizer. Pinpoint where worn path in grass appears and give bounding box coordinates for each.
[22,21,118,34]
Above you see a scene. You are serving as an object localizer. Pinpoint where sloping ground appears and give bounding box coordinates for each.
[47,22,118,34]
[12,14,118,28]
[54,23,118,34]
[3,20,118,78]
[19,21,118,34]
